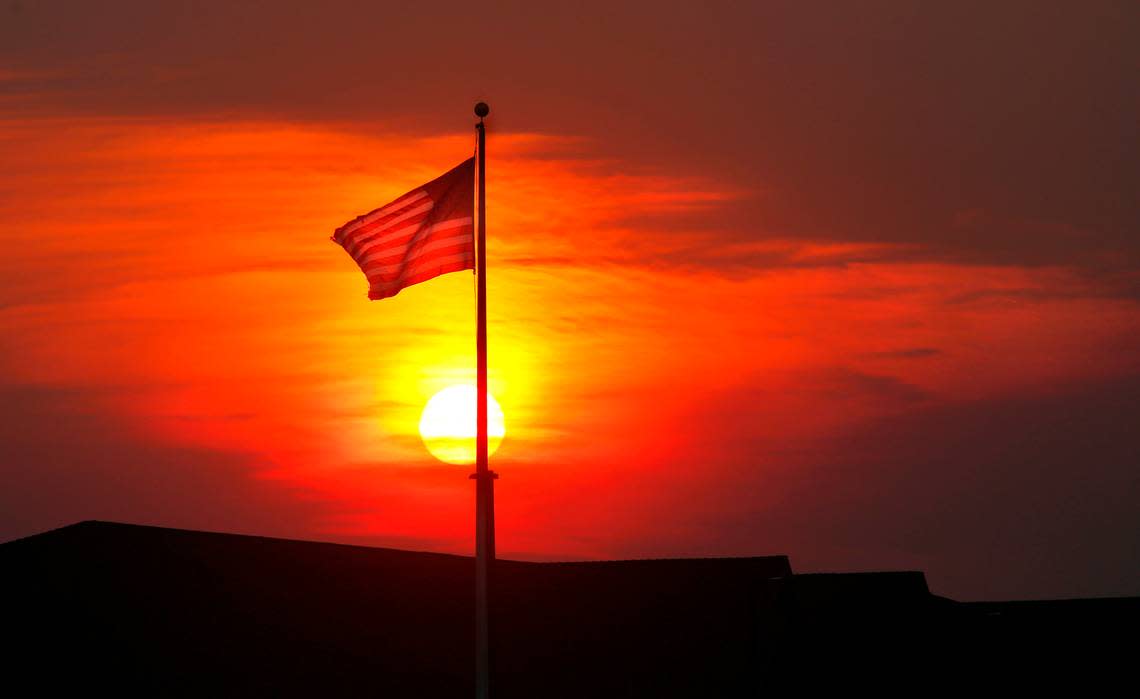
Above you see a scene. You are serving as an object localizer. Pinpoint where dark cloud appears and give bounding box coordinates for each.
[658,371,1140,600]
[0,383,326,544]
[647,238,915,276]
[1,1,1136,270]
[864,347,942,360]
[821,368,931,404]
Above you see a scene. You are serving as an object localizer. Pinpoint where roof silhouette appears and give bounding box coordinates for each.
[2,521,1134,695]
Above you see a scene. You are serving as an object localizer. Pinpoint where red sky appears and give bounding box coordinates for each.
[1,1,1138,600]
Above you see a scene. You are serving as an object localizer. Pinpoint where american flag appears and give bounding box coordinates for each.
[333,157,475,300]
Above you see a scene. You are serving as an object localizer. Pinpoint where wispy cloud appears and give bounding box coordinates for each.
[0,114,1137,602]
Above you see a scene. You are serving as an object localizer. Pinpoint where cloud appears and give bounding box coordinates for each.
[819,367,930,404]
[0,382,328,544]
[638,372,1140,601]
[2,2,1136,272]
[864,347,942,360]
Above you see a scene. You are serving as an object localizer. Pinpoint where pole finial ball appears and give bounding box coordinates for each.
[474,102,490,118]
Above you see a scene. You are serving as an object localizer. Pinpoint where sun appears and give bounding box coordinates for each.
[419,384,505,465]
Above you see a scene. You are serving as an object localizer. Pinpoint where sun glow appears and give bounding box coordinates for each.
[419,384,505,464]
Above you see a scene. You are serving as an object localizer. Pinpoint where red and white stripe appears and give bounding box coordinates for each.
[333,159,475,300]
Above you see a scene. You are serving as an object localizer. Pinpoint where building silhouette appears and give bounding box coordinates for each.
[3,521,1134,695]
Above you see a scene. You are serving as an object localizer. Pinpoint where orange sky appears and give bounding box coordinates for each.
[2,2,1138,600]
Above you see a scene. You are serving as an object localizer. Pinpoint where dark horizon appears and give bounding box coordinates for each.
[4,520,1135,696]
[13,518,1140,604]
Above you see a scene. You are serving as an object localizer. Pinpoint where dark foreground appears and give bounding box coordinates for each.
[2,521,1134,696]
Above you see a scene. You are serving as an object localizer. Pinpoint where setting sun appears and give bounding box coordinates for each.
[419,385,505,465]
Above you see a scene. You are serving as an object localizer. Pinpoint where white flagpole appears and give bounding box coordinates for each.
[471,101,497,699]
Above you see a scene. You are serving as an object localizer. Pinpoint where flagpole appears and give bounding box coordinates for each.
[471,101,496,699]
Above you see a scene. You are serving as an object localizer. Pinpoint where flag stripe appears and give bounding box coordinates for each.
[362,236,473,274]
[351,215,470,264]
[343,202,435,256]
[355,220,473,267]
[333,190,429,244]
[345,198,434,247]
[367,251,474,285]
[363,238,474,278]
[367,256,475,299]
[347,211,433,261]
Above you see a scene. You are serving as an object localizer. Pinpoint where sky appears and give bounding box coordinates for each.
[1,1,1137,601]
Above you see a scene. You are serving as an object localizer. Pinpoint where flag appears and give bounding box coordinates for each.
[333,158,475,300]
